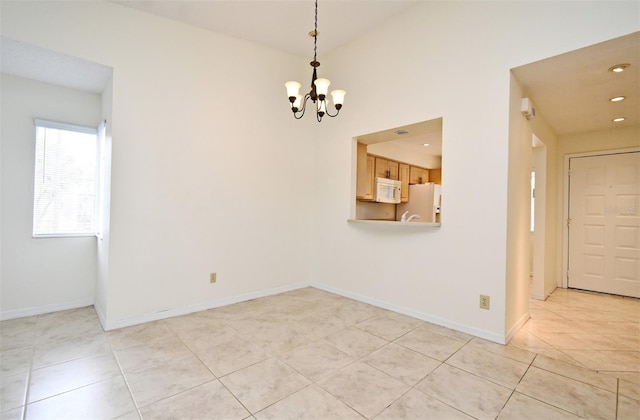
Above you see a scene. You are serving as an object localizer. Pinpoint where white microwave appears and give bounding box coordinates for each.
[375,177,401,203]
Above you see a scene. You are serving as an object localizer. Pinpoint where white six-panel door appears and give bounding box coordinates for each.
[568,152,640,298]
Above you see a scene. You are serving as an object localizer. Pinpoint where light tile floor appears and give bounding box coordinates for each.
[1,287,638,419]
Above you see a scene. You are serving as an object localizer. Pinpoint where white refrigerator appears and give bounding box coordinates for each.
[396,183,442,223]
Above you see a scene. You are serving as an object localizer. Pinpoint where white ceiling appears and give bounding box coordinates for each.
[359,118,443,161]
[0,37,112,94]
[512,32,639,136]
[110,0,420,57]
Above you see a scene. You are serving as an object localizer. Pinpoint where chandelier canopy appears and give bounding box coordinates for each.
[285,0,345,122]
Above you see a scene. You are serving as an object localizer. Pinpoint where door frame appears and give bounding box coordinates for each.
[531,135,547,300]
[562,147,640,289]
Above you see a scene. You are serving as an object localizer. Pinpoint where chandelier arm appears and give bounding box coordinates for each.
[324,106,341,118]
[292,94,311,119]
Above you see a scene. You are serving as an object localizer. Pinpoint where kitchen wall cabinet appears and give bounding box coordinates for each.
[410,166,429,184]
[389,161,399,180]
[356,143,375,200]
[399,163,410,202]
[375,157,399,180]
[430,168,442,184]
[365,156,375,199]
[357,145,438,203]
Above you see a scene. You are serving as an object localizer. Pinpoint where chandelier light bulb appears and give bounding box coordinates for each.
[331,90,346,109]
[317,100,327,116]
[292,95,303,111]
[314,78,331,99]
[285,81,301,100]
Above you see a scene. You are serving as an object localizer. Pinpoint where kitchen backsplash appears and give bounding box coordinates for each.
[356,201,396,220]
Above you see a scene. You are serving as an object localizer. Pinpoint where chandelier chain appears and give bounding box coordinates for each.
[313,0,318,62]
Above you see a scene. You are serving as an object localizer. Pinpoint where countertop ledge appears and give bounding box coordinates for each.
[347,219,441,228]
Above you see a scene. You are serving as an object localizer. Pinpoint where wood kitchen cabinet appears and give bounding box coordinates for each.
[364,155,375,198]
[357,145,439,202]
[375,157,399,180]
[388,160,399,180]
[430,168,442,184]
[356,143,375,200]
[399,163,410,202]
[409,166,429,184]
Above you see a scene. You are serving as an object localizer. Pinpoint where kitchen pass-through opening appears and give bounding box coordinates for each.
[353,118,443,224]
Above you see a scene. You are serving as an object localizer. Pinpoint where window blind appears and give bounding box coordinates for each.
[33,120,99,237]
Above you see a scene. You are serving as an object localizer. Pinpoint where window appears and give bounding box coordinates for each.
[32,119,99,237]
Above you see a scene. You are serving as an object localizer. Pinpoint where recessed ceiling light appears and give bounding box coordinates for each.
[394,129,409,135]
[423,143,430,147]
[612,117,626,122]
[609,96,626,102]
[608,63,630,73]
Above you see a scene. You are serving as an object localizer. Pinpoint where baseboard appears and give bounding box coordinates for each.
[0,298,94,321]
[530,292,547,301]
[505,310,530,344]
[4,281,514,346]
[101,281,312,331]
[310,282,507,344]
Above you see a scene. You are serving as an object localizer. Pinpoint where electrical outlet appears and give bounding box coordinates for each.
[480,295,490,310]
[209,273,217,284]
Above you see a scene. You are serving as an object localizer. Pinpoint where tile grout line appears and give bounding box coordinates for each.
[495,352,538,417]
[20,336,37,420]
[615,377,619,420]
[21,315,42,419]
[508,353,605,419]
[360,328,473,419]
[273,319,418,419]
[134,318,256,417]
[106,329,144,419]
[21,313,49,418]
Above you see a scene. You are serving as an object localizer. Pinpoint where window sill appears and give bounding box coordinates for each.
[32,233,98,239]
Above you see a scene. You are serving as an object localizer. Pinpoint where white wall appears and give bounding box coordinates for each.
[509,79,560,304]
[557,125,640,156]
[95,76,113,323]
[1,1,314,328]
[526,100,559,300]
[505,73,533,337]
[0,74,101,318]
[311,1,639,342]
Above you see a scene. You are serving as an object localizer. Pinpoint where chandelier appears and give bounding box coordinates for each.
[285,0,345,122]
